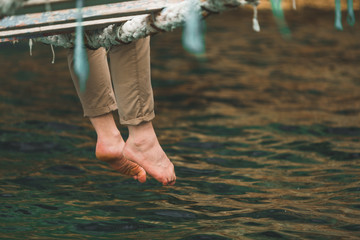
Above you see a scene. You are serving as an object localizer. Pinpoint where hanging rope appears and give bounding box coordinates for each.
[334,0,343,30]
[50,44,55,63]
[45,0,51,12]
[252,5,260,32]
[0,0,26,16]
[182,0,205,55]
[74,0,89,92]
[29,38,33,56]
[347,0,355,26]
[270,0,291,38]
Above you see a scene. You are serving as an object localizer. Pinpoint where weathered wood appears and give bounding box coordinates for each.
[22,0,131,7]
[23,0,74,7]
[0,14,146,42]
[0,0,185,42]
[0,0,255,44]
[0,0,183,30]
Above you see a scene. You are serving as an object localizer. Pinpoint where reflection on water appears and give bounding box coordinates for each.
[1,8,360,239]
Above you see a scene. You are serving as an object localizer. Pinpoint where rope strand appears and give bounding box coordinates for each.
[252,5,260,32]
[50,44,55,64]
[334,0,343,30]
[74,0,89,92]
[347,0,355,26]
[29,39,33,56]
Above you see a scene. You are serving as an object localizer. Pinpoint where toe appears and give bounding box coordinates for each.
[168,179,176,186]
[163,177,176,186]
[137,169,147,183]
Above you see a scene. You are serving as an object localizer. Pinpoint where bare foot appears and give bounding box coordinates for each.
[124,122,176,186]
[95,134,147,183]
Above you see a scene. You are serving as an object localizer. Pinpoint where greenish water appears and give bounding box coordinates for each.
[1,9,360,239]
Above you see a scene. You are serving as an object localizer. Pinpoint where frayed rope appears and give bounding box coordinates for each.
[74,0,89,92]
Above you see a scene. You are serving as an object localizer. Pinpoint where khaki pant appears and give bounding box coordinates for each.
[67,37,155,126]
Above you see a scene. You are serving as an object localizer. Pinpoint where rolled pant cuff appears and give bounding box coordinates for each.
[83,103,118,118]
[120,111,155,126]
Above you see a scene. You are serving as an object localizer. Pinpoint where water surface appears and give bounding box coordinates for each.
[1,8,360,239]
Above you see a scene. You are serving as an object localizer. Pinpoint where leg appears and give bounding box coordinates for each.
[67,48,146,183]
[109,37,176,185]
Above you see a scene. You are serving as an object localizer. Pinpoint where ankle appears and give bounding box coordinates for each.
[128,135,157,153]
[128,121,155,137]
[97,129,122,142]
[127,124,158,150]
[96,132,125,161]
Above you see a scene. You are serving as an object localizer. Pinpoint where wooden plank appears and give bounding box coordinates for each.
[0,0,183,30]
[23,0,74,7]
[22,0,135,7]
[0,14,147,42]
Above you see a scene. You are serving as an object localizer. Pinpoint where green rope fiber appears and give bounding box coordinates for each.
[182,0,205,56]
[74,0,89,92]
[270,0,291,38]
[347,0,355,26]
[334,0,343,30]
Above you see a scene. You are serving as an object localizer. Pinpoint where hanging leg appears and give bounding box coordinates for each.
[67,47,146,183]
[109,37,176,186]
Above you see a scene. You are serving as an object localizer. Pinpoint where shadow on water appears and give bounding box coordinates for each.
[1,8,360,240]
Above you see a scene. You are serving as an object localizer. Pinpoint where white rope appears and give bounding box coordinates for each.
[252,5,260,32]
[35,0,259,49]
[36,34,74,48]
[201,0,249,12]
[29,39,33,56]
[292,0,296,10]
[0,0,26,16]
[50,44,55,64]
[45,0,51,12]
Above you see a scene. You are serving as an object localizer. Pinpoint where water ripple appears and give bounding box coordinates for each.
[1,8,360,240]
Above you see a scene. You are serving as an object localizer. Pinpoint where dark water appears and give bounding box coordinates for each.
[1,9,360,239]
